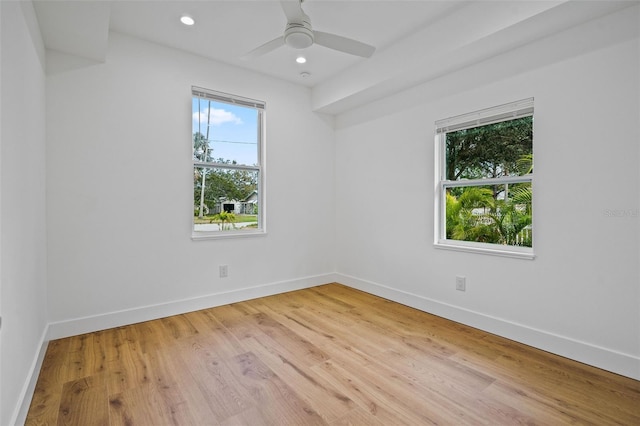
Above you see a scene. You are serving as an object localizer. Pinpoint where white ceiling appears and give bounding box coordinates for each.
[33,0,637,114]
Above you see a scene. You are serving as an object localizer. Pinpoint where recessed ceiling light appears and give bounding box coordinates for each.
[296,56,307,64]
[180,15,195,26]
[300,72,311,78]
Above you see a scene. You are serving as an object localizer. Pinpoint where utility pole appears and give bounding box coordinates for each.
[198,101,212,219]
[198,146,208,218]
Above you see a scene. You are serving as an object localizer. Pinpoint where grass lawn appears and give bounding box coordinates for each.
[193,214,257,224]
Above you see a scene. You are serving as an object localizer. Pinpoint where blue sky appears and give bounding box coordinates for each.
[192,98,259,166]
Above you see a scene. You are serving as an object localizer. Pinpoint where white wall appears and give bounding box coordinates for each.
[0,1,48,425]
[45,32,336,334]
[335,9,639,379]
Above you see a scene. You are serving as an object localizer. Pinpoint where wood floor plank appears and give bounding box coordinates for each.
[381,347,495,395]
[180,309,247,360]
[311,358,438,425]
[170,340,256,422]
[144,341,221,425]
[479,379,588,424]
[66,332,106,382]
[250,312,330,366]
[328,406,386,426]
[291,307,405,364]
[258,287,355,315]
[493,351,640,424]
[351,354,492,423]
[26,339,72,426]
[108,383,173,426]
[105,330,152,395]
[159,313,200,341]
[26,283,640,425]
[208,303,264,340]
[57,374,109,426]
[228,351,328,425]
[121,319,167,355]
[241,335,355,423]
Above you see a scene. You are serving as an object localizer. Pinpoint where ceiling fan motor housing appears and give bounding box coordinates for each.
[284,21,314,49]
[241,1,375,59]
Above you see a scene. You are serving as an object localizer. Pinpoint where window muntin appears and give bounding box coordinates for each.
[192,87,265,237]
[435,99,533,258]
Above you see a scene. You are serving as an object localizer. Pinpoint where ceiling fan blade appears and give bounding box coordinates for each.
[241,36,285,60]
[280,0,305,22]
[313,31,375,58]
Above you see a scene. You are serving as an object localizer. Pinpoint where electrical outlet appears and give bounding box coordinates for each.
[456,276,466,291]
[219,265,228,278]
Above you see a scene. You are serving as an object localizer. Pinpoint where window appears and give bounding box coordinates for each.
[435,98,534,258]
[192,87,265,238]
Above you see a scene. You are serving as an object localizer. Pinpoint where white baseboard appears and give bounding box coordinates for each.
[335,273,640,381]
[47,273,339,340]
[11,324,49,426]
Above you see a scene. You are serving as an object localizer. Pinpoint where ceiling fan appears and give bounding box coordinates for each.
[242,0,375,60]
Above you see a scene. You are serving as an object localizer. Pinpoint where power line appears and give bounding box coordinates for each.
[207,139,256,145]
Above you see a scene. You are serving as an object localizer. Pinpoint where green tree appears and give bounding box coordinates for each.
[446,116,532,200]
[194,161,258,217]
[210,158,257,201]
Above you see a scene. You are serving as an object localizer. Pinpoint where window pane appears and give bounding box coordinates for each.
[194,166,259,232]
[192,98,259,166]
[445,183,532,247]
[445,116,532,181]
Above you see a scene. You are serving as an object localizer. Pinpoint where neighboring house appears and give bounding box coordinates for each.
[240,191,259,214]
[213,191,258,215]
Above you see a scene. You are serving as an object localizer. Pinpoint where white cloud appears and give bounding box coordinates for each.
[193,108,242,126]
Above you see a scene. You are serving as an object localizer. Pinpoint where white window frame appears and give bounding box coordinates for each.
[434,98,534,259]
[191,86,266,240]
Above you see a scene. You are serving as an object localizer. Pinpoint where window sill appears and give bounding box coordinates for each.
[192,229,267,241]
[435,240,535,260]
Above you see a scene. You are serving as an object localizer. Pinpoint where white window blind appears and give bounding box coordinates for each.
[192,86,265,110]
[436,98,533,134]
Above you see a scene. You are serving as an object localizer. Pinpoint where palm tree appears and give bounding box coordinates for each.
[446,184,532,247]
[211,210,236,230]
[447,187,498,243]
[484,195,531,246]
[193,132,209,161]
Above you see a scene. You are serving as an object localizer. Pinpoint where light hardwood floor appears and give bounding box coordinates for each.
[26,283,640,425]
